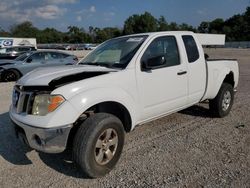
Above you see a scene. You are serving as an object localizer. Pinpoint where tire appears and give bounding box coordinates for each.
[2,69,21,82]
[73,113,125,178]
[209,83,234,117]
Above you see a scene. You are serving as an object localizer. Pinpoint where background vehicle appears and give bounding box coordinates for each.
[0,46,36,59]
[83,43,97,50]
[9,31,239,178]
[37,44,68,50]
[0,50,78,81]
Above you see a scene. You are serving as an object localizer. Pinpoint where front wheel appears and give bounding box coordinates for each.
[73,113,125,178]
[2,70,21,82]
[209,83,234,117]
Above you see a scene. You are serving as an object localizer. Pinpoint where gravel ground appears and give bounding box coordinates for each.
[0,48,249,188]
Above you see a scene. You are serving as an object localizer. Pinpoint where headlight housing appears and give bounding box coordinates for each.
[32,94,65,116]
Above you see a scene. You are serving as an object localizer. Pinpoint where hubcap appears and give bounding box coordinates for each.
[94,128,118,165]
[222,91,231,111]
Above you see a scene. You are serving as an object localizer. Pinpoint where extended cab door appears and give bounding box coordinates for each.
[137,35,188,121]
[181,35,206,104]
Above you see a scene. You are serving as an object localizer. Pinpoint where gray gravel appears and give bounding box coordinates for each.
[0,48,249,187]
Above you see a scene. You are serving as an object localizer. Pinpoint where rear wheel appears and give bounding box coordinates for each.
[209,83,234,117]
[73,113,125,178]
[2,70,21,82]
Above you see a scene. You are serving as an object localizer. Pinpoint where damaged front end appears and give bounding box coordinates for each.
[10,71,110,153]
[48,71,109,88]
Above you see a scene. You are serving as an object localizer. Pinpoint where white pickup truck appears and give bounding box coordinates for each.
[9,31,239,178]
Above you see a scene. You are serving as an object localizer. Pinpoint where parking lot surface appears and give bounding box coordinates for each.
[0,49,249,187]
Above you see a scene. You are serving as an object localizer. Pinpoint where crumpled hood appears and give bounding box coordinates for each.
[17,65,118,86]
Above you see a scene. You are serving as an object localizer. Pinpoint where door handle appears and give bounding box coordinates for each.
[177,71,187,75]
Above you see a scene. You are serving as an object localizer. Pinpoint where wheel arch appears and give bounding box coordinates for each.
[1,68,22,81]
[8,68,22,76]
[223,71,235,87]
[85,101,132,132]
[67,100,133,148]
[214,71,235,97]
[204,68,235,100]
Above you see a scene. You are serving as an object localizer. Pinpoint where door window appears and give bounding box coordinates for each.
[29,52,45,62]
[48,52,61,59]
[141,36,180,70]
[182,35,200,63]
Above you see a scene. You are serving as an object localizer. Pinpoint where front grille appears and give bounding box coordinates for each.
[13,87,34,114]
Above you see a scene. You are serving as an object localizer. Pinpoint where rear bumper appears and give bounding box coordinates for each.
[10,112,73,153]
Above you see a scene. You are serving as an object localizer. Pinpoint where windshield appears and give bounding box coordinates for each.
[79,35,148,69]
[15,53,30,61]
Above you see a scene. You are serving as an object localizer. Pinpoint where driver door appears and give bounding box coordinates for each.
[137,36,188,120]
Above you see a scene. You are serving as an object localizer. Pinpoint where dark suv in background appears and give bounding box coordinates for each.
[0,46,36,59]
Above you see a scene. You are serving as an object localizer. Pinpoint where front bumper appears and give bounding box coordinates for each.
[10,113,73,153]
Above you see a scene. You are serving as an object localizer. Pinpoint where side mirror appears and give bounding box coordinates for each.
[26,57,32,63]
[141,55,166,71]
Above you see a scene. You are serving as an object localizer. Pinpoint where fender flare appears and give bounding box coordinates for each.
[67,87,138,128]
[210,68,232,98]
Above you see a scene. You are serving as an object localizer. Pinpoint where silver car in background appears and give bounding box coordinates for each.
[0,50,78,81]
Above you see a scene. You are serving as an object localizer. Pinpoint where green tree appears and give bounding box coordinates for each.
[243,7,250,40]
[179,23,196,32]
[0,27,10,37]
[209,18,224,33]
[168,22,179,30]
[67,26,91,43]
[2,6,250,43]
[93,27,122,43]
[10,21,39,38]
[224,15,246,41]
[123,12,158,34]
[198,21,210,33]
[158,16,169,31]
[38,28,64,43]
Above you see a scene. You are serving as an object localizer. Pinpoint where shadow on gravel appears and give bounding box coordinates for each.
[39,150,90,179]
[179,104,212,118]
[0,112,89,178]
[0,112,32,165]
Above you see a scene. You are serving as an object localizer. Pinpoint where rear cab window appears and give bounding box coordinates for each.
[182,35,199,63]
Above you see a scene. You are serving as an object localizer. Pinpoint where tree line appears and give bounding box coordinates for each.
[0,7,249,43]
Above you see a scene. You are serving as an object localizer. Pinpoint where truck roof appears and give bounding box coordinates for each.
[120,31,225,46]
[123,31,194,37]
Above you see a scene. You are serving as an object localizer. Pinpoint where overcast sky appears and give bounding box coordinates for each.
[0,0,249,31]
